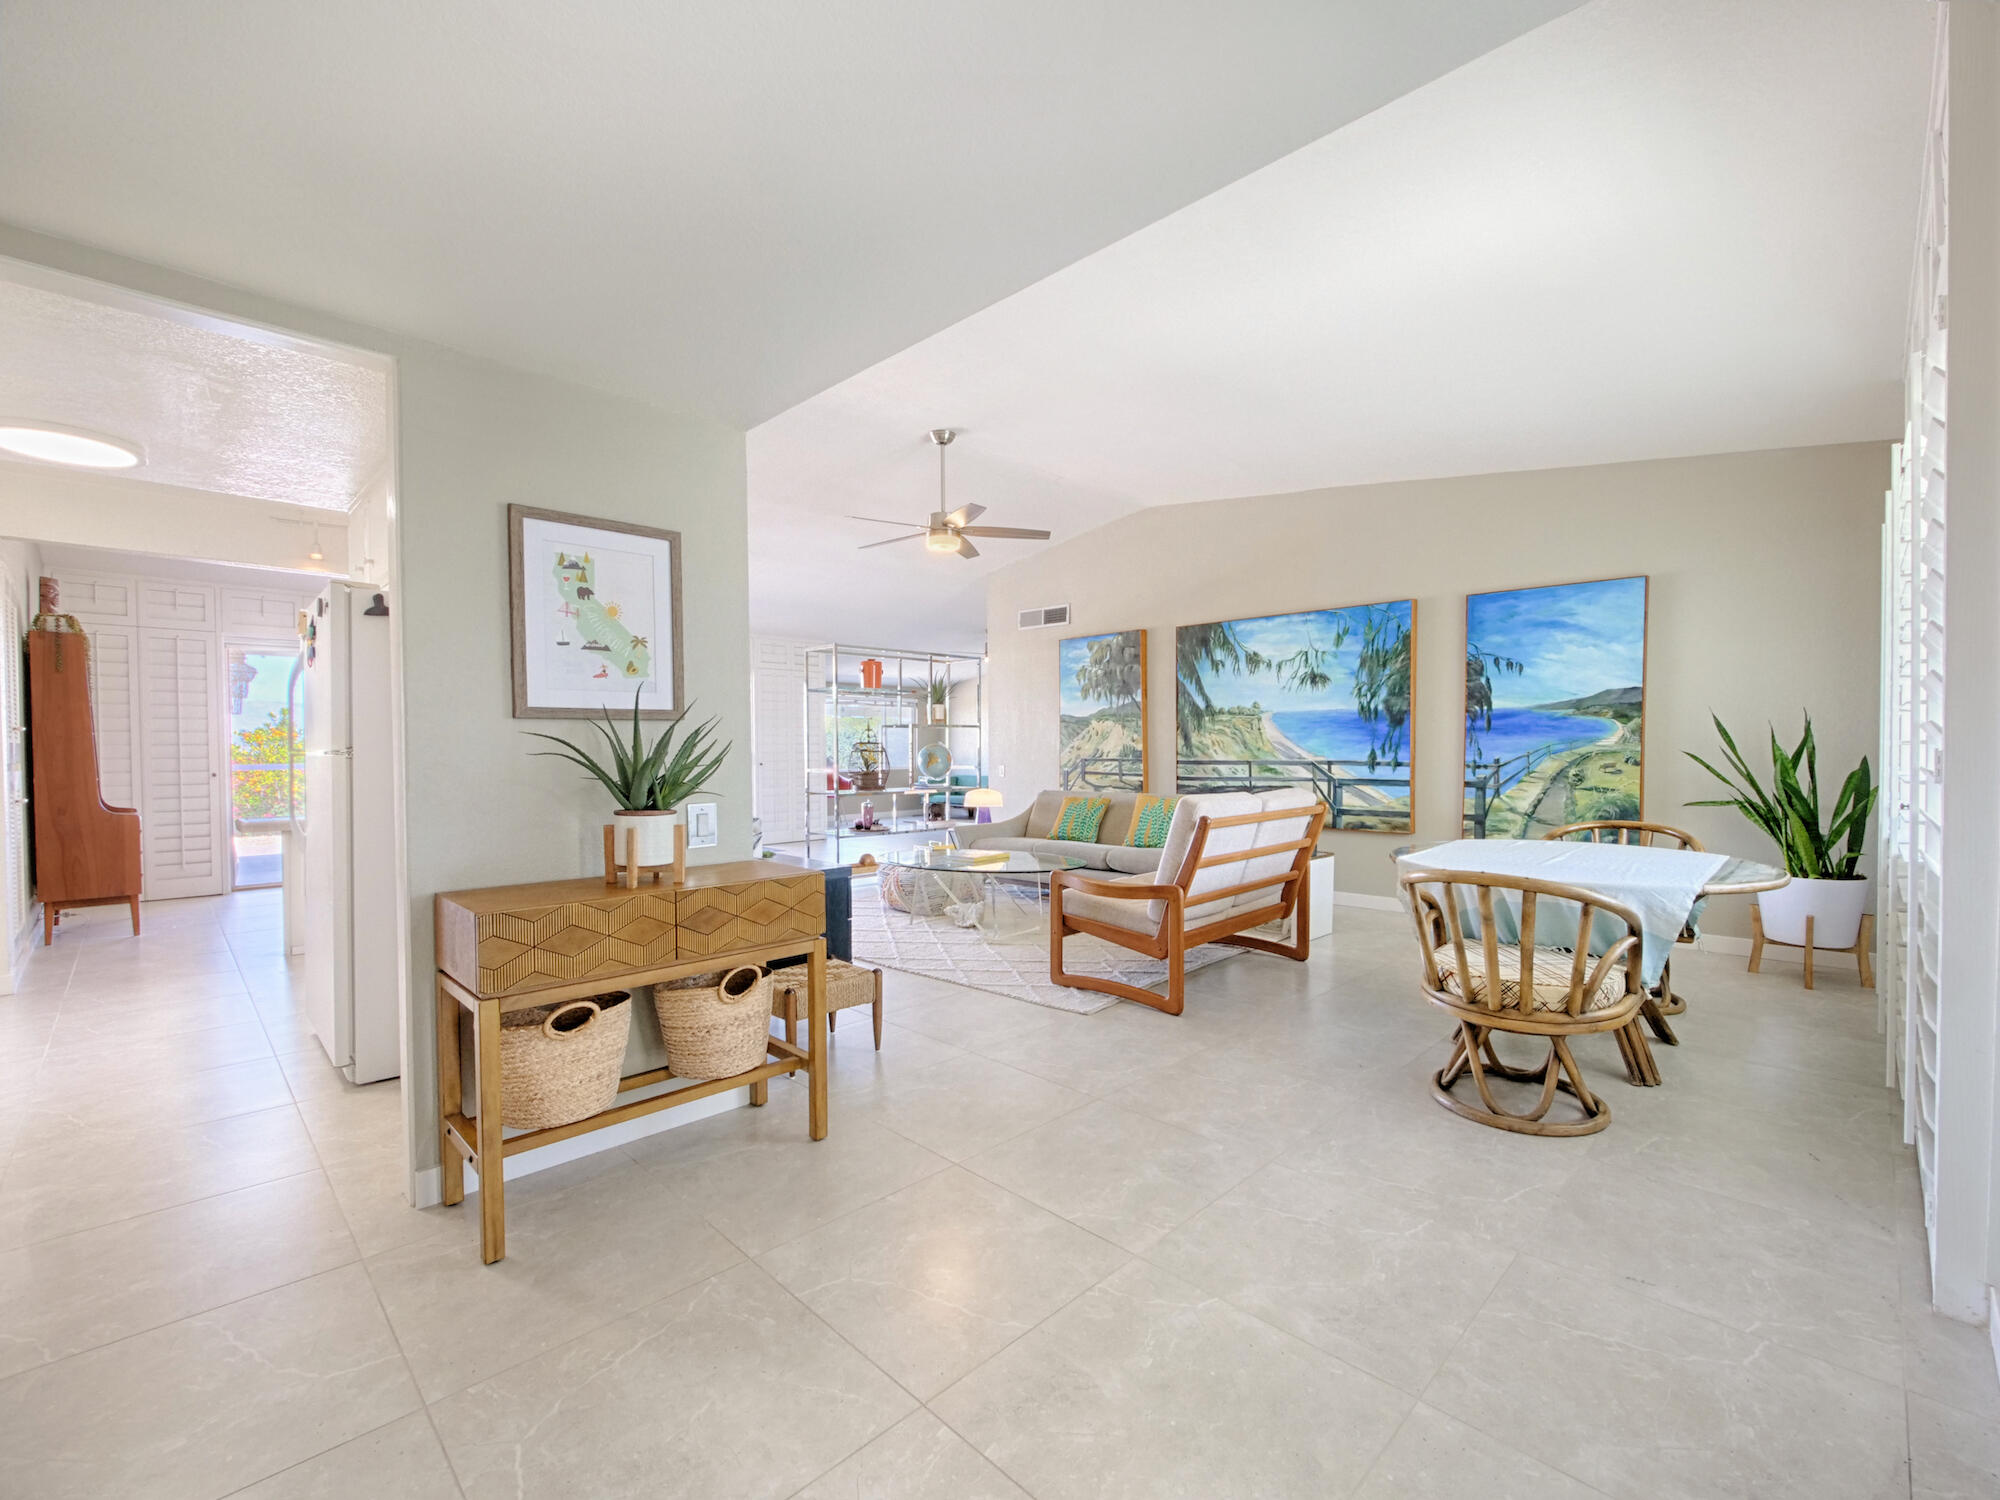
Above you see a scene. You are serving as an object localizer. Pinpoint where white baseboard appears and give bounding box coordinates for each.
[1695,933,1805,965]
[1989,1285,2000,1394]
[1332,891,1402,913]
[411,1084,751,1207]
[0,903,41,994]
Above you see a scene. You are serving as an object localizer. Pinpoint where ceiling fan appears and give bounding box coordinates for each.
[850,429,1051,559]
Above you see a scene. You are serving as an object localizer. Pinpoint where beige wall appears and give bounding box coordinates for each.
[987,442,1887,939]
[0,224,753,1188]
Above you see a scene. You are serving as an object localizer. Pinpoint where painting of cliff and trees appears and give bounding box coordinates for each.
[1059,629,1148,790]
[1174,600,1415,833]
[1463,575,1648,838]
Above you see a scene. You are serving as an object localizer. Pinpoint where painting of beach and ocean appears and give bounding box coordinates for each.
[1462,575,1648,838]
[1175,601,1414,832]
[1059,629,1147,790]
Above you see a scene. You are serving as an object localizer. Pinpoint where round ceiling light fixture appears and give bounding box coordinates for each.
[0,421,143,469]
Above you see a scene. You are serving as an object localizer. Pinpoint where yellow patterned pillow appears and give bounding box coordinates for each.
[1049,796,1111,842]
[1124,794,1180,848]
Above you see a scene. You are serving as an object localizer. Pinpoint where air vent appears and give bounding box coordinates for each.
[1018,604,1071,630]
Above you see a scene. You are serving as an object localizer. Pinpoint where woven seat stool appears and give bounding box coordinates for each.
[772,957,884,1049]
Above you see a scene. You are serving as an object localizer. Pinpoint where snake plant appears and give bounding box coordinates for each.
[526,688,730,811]
[1685,713,1874,879]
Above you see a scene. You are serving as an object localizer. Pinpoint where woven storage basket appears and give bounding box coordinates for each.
[499,992,632,1130]
[653,965,771,1080]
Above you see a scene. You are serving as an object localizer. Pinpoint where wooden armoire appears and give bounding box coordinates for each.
[28,622,142,942]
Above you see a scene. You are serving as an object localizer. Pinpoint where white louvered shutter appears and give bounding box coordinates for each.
[1891,18,1948,1240]
[753,638,810,844]
[84,624,141,811]
[137,629,226,899]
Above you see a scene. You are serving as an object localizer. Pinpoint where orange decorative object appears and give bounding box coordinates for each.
[28,628,143,943]
[859,657,884,689]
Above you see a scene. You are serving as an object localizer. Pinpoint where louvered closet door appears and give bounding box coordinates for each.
[84,624,141,811]
[753,639,810,844]
[138,630,227,899]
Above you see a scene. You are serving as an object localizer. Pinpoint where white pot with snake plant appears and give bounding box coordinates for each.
[525,689,731,867]
[1686,712,1877,949]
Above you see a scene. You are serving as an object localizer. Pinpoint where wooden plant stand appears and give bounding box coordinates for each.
[1748,904,1876,990]
[434,863,829,1263]
[603,821,688,889]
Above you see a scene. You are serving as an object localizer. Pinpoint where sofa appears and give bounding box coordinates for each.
[950,788,1168,874]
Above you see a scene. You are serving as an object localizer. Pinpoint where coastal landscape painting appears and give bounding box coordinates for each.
[1059,629,1147,790]
[1462,575,1647,838]
[1175,600,1414,832]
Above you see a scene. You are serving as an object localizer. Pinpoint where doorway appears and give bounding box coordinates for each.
[226,643,304,890]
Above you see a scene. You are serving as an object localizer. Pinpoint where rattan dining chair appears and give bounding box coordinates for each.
[1543,820,1704,1030]
[1401,865,1655,1136]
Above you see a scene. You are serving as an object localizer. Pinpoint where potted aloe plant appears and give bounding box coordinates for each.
[1686,712,1877,949]
[927,672,950,724]
[526,689,730,866]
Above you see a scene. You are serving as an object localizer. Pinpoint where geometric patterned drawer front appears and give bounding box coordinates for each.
[474,890,676,996]
[672,875,824,961]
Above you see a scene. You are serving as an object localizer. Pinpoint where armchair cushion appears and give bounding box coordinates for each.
[1431,942,1627,1014]
[1061,871,1170,937]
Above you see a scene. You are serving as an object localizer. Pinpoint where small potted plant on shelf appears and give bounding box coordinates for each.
[1686,712,1877,949]
[927,672,950,724]
[525,688,730,867]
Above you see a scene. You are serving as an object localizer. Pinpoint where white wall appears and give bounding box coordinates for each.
[0,536,43,988]
[0,463,347,576]
[986,442,1887,941]
[0,223,754,1191]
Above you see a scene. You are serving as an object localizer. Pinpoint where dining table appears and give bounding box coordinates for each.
[1395,838,1788,1081]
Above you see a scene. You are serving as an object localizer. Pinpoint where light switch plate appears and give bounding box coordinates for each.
[684,801,719,849]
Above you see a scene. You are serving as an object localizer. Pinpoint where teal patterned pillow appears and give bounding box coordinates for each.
[1125,795,1180,848]
[1050,796,1110,842]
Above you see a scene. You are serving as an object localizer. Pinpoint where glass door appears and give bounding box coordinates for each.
[226,644,302,889]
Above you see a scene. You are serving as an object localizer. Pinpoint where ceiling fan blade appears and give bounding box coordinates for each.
[857,532,926,550]
[955,536,980,559]
[957,525,1051,540]
[943,503,986,528]
[848,514,921,528]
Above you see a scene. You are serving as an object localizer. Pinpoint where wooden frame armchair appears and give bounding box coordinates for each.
[1543,819,1704,1026]
[1402,865,1654,1135]
[1048,792,1325,1016]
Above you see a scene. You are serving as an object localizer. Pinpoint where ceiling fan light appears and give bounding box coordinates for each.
[924,529,957,554]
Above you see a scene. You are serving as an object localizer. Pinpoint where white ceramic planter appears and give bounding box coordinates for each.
[611,808,680,867]
[1759,874,1869,949]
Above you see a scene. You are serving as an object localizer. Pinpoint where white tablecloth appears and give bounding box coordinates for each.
[1395,839,1727,986]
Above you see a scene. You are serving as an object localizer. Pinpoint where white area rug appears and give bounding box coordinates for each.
[850,877,1239,1015]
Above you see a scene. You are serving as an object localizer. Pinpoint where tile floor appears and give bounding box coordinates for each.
[1,889,1996,1498]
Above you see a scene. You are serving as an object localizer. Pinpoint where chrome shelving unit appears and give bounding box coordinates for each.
[803,643,985,864]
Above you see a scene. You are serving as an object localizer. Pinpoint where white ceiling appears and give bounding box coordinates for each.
[0,260,391,510]
[748,0,1933,652]
[0,1,1581,430]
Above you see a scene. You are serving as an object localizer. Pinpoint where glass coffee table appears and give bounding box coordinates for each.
[878,846,1090,940]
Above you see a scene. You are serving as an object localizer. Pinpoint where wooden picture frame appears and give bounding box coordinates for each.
[1058,628,1148,791]
[508,504,686,720]
[1460,574,1649,838]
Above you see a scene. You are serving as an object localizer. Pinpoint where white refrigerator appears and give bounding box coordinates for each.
[299,583,401,1084]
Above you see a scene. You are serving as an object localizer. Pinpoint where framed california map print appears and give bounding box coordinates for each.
[508,505,685,719]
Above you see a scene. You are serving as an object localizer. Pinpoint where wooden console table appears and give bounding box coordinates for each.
[434,862,829,1263]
